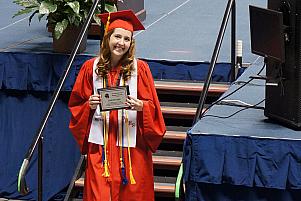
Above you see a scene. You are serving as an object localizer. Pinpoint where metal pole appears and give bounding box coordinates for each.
[38,137,43,201]
[231,0,236,81]
[100,0,106,47]
[18,0,103,196]
[193,0,235,124]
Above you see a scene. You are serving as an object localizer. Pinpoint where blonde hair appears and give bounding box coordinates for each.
[96,29,136,81]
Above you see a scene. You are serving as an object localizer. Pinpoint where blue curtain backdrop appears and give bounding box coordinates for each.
[0,52,89,200]
[183,134,301,201]
[182,63,301,201]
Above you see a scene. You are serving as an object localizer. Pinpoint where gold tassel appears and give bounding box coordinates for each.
[102,159,110,177]
[104,13,111,35]
[129,167,136,184]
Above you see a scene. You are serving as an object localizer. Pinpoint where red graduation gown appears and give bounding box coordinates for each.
[68,58,166,201]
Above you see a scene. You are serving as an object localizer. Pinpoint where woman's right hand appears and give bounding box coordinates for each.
[89,94,101,110]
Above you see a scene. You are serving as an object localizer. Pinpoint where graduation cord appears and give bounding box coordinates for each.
[119,78,128,185]
[102,78,110,178]
[118,74,136,184]
[102,71,121,179]
[119,109,128,185]
[118,76,136,184]
[102,71,135,184]
[102,112,110,178]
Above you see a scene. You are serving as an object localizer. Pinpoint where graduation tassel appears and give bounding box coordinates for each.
[120,158,128,185]
[100,13,111,54]
[125,111,136,184]
[104,13,111,35]
[129,165,136,184]
[102,159,110,177]
[121,168,128,185]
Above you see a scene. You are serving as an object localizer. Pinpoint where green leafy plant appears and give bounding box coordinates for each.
[13,0,117,39]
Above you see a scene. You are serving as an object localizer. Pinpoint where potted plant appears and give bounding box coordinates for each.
[13,0,117,53]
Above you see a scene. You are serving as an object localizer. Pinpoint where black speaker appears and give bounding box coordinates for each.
[265,0,301,129]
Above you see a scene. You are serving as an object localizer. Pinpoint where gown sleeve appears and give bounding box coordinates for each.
[137,60,166,152]
[68,58,95,154]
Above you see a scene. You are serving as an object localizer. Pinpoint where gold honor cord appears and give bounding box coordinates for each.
[102,78,110,178]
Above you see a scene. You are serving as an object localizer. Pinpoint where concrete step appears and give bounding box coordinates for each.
[153,150,182,169]
[72,175,176,199]
[74,175,176,197]
[154,176,176,197]
[163,130,186,143]
[161,104,198,119]
[155,80,229,96]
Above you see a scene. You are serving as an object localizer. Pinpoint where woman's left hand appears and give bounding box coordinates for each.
[126,96,143,111]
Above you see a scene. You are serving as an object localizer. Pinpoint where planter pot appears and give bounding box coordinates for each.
[52,25,87,54]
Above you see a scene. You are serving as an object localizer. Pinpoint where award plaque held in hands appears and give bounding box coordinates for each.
[97,86,130,111]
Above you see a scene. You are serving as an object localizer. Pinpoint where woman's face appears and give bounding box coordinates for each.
[109,28,132,59]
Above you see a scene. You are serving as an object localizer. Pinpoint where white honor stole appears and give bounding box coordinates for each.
[88,57,137,147]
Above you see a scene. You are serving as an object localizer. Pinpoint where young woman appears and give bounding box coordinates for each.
[68,10,166,201]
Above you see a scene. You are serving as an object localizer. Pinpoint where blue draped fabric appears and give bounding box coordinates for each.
[0,52,90,200]
[0,91,80,200]
[185,181,301,201]
[145,59,240,82]
[0,52,235,91]
[183,134,301,201]
[0,52,92,91]
[183,62,301,201]
[184,134,301,189]
[0,55,83,201]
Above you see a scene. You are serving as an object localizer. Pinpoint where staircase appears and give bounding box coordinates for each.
[63,79,229,201]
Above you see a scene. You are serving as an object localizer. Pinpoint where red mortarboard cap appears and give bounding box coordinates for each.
[97,10,145,33]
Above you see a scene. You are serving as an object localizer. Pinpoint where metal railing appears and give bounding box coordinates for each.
[176,0,237,200]
[194,0,237,124]
[17,1,105,200]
